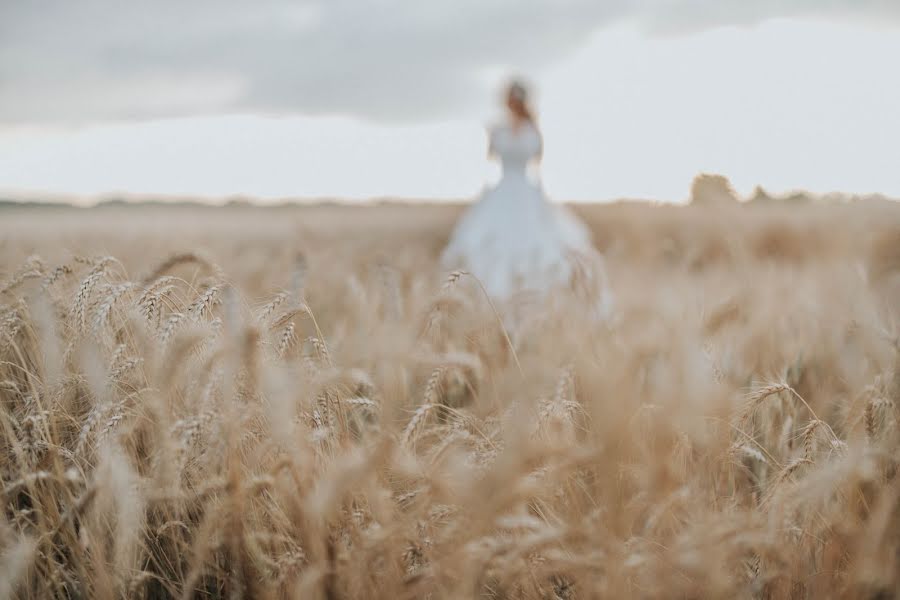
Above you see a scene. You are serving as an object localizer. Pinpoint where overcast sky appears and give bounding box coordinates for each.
[1,1,899,202]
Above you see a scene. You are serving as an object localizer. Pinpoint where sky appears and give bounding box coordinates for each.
[0,1,898,203]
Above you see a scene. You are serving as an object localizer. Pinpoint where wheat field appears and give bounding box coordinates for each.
[1,200,899,599]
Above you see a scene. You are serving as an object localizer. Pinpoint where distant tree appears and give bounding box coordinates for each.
[784,191,813,205]
[749,185,774,204]
[690,174,740,206]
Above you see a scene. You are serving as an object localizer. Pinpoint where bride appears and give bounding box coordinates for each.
[441,80,612,315]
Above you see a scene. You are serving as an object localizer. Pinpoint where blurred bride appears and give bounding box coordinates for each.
[441,80,612,317]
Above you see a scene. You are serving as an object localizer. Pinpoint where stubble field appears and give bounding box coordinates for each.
[1,200,899,599]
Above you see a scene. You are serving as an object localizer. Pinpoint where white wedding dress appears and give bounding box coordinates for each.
[442,121,611,312]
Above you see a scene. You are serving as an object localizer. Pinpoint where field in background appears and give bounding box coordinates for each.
[1,200,900,598]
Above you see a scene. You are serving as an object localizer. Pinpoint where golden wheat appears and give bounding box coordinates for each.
[0,202,898,599]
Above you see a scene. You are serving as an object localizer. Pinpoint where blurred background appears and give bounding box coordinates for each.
[1,1,898,204]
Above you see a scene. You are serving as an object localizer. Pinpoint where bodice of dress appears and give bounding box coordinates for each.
[490,122,542,175]
[441,118,611,311]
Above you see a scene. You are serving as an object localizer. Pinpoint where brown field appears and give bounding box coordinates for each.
[1,200,900,599]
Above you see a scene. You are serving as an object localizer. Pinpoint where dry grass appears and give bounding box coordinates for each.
[0,200,899,599]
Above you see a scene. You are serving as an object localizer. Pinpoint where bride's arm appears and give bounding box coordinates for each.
[532,129,544,164]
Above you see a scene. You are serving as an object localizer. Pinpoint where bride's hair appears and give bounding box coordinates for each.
[505,80,534,123]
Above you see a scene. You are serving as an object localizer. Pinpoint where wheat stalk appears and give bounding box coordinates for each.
[187,284,223,321]
[72,257,116,332]
[276,323,296,358]
[402,367,444,448]
[137,275,179,326]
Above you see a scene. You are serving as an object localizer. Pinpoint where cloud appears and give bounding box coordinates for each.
[0,0,897,125]
[638,0,900,34]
